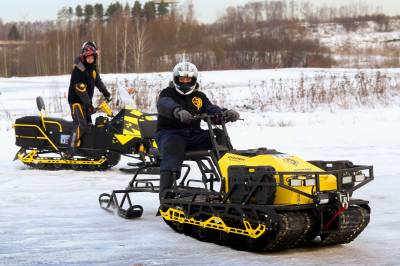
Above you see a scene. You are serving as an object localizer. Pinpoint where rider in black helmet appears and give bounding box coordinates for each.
[66,41,111,158]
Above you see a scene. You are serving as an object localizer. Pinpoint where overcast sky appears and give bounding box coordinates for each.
[0,0,400,23]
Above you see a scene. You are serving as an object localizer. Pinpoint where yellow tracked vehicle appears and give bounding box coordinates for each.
[100,113,373,251]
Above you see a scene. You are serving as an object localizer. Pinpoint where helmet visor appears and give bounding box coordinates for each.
[82,46,97,57]
[178,76,193,84]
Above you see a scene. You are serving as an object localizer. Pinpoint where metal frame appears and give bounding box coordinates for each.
[100,113,374,223]
[276,165,374,200]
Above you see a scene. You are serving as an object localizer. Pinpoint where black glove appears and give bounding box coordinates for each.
[223,109,240,122]
[105,94,112,102]
[88,105,96,115]
[173,108,193,124]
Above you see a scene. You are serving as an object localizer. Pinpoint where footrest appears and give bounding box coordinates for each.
[120,205,143,219]
[127,162,149,167]
[98,190,143,219]
[120,167,161,175]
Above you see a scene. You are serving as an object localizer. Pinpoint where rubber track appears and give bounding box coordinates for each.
[21,153,120,171]
[23,161,111,171]
[163,211,313,251]
[261,212,313,251]
[318,206,370,246]
[163,206,369,251]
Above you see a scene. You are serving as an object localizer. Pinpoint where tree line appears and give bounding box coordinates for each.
[0,0,394,77]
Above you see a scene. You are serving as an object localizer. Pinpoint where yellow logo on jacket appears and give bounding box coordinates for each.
[92,70,97,80]
[192,97,203,111]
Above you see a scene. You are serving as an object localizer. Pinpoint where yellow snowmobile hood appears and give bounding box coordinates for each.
[113,107,157,148]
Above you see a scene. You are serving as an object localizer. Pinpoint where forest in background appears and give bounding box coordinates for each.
[0,0,397,77]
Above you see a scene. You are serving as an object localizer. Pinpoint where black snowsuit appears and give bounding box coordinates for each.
[67,57,111,149]
[155,84,223,199]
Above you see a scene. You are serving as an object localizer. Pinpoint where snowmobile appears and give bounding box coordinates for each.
[99,113,373,251]
[13,96,157,170]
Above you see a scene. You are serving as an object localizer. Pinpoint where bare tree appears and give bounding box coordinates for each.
[121,4,130,73]
[2,47,7,77]
[131,19,149,72]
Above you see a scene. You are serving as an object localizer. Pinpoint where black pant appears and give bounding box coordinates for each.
[155,128,218,199]
[70,103,91,149]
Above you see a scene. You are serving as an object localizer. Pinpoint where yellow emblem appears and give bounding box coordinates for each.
[75,83,87,92]
[283,158,300,166]
[192,97,203,111]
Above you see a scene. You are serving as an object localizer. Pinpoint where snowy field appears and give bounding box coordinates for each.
[1,69,400,265]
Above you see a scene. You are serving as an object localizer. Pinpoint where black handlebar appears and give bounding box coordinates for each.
[192,113,219,120]
[143,112,242,122]
[192,113,244,123]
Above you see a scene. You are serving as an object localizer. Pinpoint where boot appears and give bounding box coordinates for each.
[159,171,177,200]
[64,132,78,159]
[63,147,76,159]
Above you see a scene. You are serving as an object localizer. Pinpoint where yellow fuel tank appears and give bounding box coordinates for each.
[218,152,337,205]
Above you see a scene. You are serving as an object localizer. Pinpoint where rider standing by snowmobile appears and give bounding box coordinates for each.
[66,41,111,157]
[156,61,240,199]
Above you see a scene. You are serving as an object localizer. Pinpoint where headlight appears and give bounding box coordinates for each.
[304,178,316,186]
[342,175,353,184]
[289,179,302,187]
[355,173,366,182]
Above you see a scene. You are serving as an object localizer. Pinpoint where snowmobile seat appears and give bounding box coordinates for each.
[42,117,74,134]
[185,150,212,159]
[147,146,213,160]
[15,115,73,134]
[15,116,42,128]
[14,116,72,148]
[14,116,45,145]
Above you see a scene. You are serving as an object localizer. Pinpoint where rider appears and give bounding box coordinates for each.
[155,61,240,199]
[66,41,111,157]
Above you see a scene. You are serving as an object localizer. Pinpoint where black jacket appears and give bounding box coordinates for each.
[67,57,110,107]
[157,84,222,131]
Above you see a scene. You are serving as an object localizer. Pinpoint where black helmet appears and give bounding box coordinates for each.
[81,41,97,51]
[172,62,198,95]
[80,41,98,58]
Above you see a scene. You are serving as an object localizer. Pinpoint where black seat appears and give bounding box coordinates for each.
[185,150,212,159]
[15,116,73,134]
[44,117,74,133]
[148,146,211,160]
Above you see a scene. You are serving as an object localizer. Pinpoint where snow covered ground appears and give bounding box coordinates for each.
[1,69,400,265]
